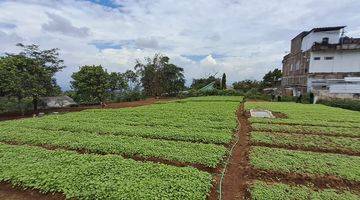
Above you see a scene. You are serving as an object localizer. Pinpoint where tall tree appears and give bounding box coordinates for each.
[135,54,185,96]
[233,79,261,92]
[1,43,64,112]
[262,68,282,88]
[221,73,227,89]
[71,65,109,103]
[108,72,128,97]
[123,70,140,90]
[191,75,221,90]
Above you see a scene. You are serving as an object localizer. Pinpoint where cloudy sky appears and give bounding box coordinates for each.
[1,0,360,90]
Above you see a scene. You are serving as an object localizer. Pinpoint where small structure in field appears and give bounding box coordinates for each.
[39,96,77,108]
[250,109,275,118]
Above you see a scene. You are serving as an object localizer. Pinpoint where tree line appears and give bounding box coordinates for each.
[0,43,282,113]
[0,44,187,112]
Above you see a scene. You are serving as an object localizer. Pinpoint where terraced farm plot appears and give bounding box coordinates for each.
[245,102,360,200]
[0,96,243,199]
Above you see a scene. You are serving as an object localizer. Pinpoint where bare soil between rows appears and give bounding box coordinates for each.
[252,127,360,139]
[250,169,360,191]
[209,103,252,200]
[0,183,65,200]
[252,141,360,157]
[256,121,360,129]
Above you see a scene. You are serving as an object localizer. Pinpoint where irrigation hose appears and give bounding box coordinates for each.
[218,101,243,200]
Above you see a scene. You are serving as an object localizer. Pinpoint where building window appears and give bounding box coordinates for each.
[314,57,321,60]
[322,37,329,44]
[325,56,334,60]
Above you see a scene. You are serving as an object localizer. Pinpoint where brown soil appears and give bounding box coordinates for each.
[0,98,171,121]
[252,141,360,157]
[254,121,359,129]
[0,183,65,200]
[271,112,287,118]
[209,103,251,200]
[250,169,360,191]
[252,127,360,139]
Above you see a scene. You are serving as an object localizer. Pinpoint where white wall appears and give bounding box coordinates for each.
[301,30,341,51]
[309,51,360,73]
[329,83,360,93]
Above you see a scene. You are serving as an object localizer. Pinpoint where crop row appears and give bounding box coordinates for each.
[178,96,244,102]
[0,143,212,200]
[246,102,360,123]
[0,126,227,167]
[250,181,360,200]
[249,117,360,128]
[251,131,360,154]
[250,146,360,182]
[3,120,232,144]
[0,101,239,144]
[251,123,360,137]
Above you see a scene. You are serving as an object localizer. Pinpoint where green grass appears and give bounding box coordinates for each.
[0,143,212,200]
[250,146,360,181]
[251,181,360,200]
[251,131,360,153]
[0,126,227,167]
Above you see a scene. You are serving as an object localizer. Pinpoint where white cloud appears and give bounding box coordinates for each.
[42,13,90,37]
[200,55,217,67]
[0,0,359,89]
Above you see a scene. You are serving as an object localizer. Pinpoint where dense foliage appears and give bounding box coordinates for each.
[0,143,212,199]
[246,102,360,199]
[0,43,64,112]
[190,75,221,90]
[71,65,110,103]
[4,100,239,144]
[135,54,185,96]
[0,96,244,199]
[251,181,359,200]
[251,131,360,154]
[318,98,360,111]
[251,146,360,181]
[0,126,227,167]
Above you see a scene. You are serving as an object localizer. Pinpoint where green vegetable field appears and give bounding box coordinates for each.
[2,98,360,199]
[246,102,360,199]
[0,96,242,199]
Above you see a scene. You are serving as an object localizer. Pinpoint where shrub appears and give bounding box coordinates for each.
[318,98,360,111]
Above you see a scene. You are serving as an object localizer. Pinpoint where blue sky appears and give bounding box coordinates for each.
[0,0,360,90]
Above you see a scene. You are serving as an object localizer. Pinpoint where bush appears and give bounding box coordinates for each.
[178,89,243,98]
[0,98,33,114]
[317,98,360,111]
[115,90,146,102]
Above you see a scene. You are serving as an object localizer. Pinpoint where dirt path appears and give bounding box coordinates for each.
[218,103,251,200]
[0,183,65,200]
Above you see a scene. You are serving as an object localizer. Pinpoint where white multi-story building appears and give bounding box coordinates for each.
[282,26,360,99]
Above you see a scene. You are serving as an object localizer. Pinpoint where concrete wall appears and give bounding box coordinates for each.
[301,30,341,51]
[309,51,360,73]
[329,83,360,93]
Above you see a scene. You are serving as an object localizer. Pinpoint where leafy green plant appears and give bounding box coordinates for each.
[250,146,360,181]
[251,181,360,200]
[251,131,360,153]
[0,126,227,167]
[0,143,212,200]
